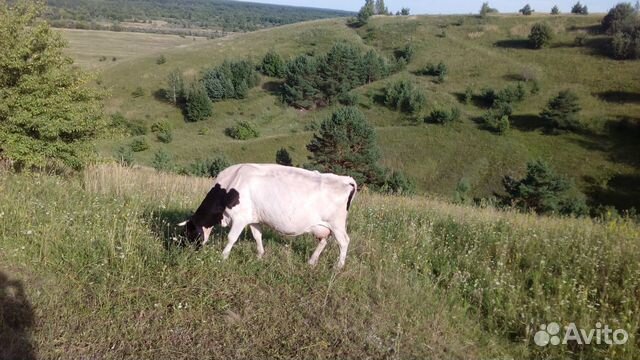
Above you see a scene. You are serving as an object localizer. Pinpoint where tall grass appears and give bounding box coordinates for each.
[1,165,638,359]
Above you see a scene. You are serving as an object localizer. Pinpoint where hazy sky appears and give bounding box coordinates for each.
[237,0,623,14]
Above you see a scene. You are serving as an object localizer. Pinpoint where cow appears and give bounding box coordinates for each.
[178,163,357,269]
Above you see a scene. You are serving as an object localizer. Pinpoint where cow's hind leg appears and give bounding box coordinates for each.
[332,229,351,270]
[308,238,328,267]
[222,221,247,260]
[249,224,264,259]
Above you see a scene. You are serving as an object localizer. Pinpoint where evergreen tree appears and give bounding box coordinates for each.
[152,149,173,172]
[260,49,286,77]
[185,83,212,122]
[400,7,411,15]
[375,0,389,15]
[275,148,293,166]
[0,0,105,170]
[503,159,588,216]
[282,55,321,108]
[529,23,554,49]
[519,4,534,15]
[357,0,375,25]
[480,2,498,17]
[360,50,389,83]
[318,42,364,101]
[571,2,588,14]
[306,107,383,185]
[541,90,582,130]
[551,5,560,14]
[602,3,637,34]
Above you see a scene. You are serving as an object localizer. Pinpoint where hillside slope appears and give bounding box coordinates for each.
[85,14,640,210]
[1,165,638,359]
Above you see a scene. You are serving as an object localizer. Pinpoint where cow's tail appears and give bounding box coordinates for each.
[346,180,357,211]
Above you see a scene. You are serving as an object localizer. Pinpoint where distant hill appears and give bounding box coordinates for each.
[45,0,354,33]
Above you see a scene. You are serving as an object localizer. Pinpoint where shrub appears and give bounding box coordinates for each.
[114,146,134,166]
[306,107,384,185]
[479,2,498,17]
[540,90,582,130]
[610,29,640,60]
[529,23,554,49]
[381,170,415,195]
[185,83,212,122]
[400,7,410,15]
[132,86,145,98]
[275,148,293,166]
[551,5,560,14]
[519,4,534,15]
[152,149,173,172]
[481,84,526,107]
[464,87,473,104]
[156,128,173,143]
[482,110,510,134]
[183,156,231,177]
[601,3,637,34]
[260,49,286,77]
[225,121,260,140]
[427,107,461,124]
[156,54,166,65]
[530,80,541,94]
[166,69,185,105]
[394,43,415,63]
[503,159,588,216]
[384,79,426,114]
[129,137,149,152]
[338,92,359,106]
[453,177,471,204]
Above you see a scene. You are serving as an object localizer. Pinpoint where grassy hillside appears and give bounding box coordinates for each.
[1,165,639,359]
[80,14,640,211]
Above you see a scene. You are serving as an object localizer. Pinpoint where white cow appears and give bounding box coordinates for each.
[178,163,357,268]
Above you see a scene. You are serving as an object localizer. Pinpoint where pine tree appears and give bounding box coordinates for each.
[282,55,321,108]
[503,160,588,215]
[0,0,105,170]
[318,42,364,101]
[260,49,286,77]
[519,4,534,15]
[551,5,560,14]
[152,149,173,172]
[529,23,554,49]
[357,0,375,24]
[375,0,389,15]
[540,90,582,130]
[306,107,383,185]
[275,148,293,166]
[185,83,212,122]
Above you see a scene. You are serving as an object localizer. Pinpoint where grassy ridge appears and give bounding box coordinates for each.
[1,165,638,358]
[80,14,640,210]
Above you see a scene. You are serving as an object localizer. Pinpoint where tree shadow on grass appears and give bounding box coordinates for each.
[493,39,530,49]
[261,81,284,97]
[0,271,36,360]
[584,173,640,211]
[509,114,554,133]
[596,91,640,104]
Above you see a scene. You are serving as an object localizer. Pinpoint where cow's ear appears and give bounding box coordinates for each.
[177,220,189,227]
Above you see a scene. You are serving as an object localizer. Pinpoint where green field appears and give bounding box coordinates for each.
[1,164,638,359]
[66,14,640,211]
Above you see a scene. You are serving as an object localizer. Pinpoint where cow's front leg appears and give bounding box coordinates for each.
[249,224,264,259]
[308,238,328,267]
[222,221,247,260]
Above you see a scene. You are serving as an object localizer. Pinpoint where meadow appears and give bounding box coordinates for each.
[1,164,638,359]
[67,14,640,211]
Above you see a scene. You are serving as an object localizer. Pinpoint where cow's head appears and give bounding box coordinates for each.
[177,218,214,244]
[177,184,240,245]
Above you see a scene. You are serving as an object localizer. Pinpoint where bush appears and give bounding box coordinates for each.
[551,5,560,14]
[481,84,526,107]
[479,2,498,17]
[453,177,471,204]
[464,87,473,104]
[132,86,145,98]
[275,148,293,166]
[114,146,134,166]
[260,49,286,77]
[306,107,384,185]
[529,23,554,49]
[156,54,166,65]
[394,43,415,63]
[152,149,173,172]
[530,80,541,94]
[151,121,173,143]
[610,29,640,60]
[421,61,448,78]
[182,156,231,177]
[225,121,260,140]
[185,83,212,122]
[540,90,582,131]
[482,112,510,134]
[384,79,426,114]
[129,137,149,152]
[381,170,415,195]
[503,159,588,216]
[601,3,637,34]
[427,107,461,124]
[338,92,358,106]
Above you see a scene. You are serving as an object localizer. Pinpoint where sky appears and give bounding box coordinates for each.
[236,0,625,14]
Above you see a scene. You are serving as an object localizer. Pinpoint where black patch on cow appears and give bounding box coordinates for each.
[190,184,241,228]
[346,183,356,211]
